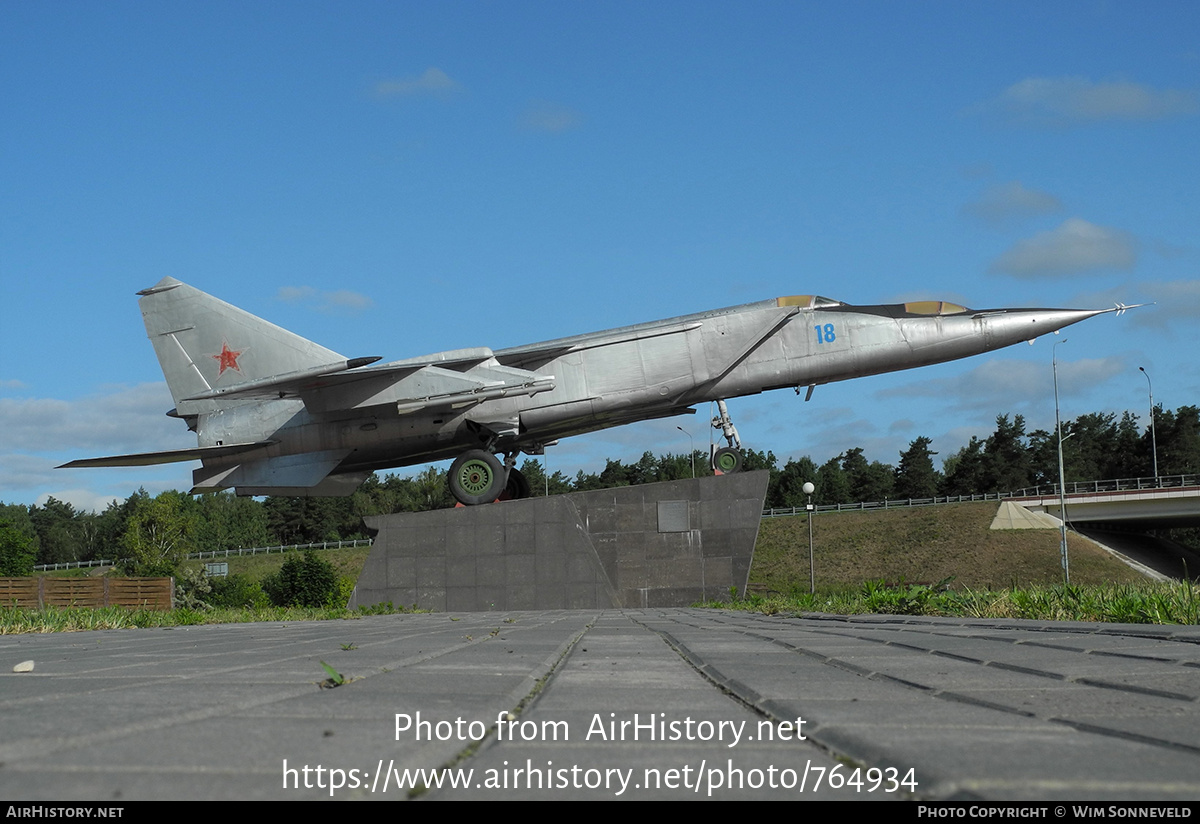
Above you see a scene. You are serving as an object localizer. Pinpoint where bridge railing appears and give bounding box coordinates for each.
[761,474,1200,519]
[1009,474,1200,498]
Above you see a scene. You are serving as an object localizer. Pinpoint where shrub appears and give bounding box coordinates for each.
[208,574,270,609]
[262,551,338,607]
[0,521,36,576]
[174,567,213,610]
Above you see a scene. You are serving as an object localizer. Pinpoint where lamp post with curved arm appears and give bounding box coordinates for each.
[1139,367,1159,481]
[1054,339,1070,586]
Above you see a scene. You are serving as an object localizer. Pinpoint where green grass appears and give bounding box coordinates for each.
[704,578,1200,624]
[0,601,420,634]
[37,544,373,582]
[752,501,1144,592]
[716,501,1199,623]
[179,544,373,582]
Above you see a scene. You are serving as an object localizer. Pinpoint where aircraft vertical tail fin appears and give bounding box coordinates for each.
[137,277,344,412]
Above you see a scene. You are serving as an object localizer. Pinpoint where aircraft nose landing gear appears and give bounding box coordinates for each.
[710,399,744,475]
[712,445,744,474]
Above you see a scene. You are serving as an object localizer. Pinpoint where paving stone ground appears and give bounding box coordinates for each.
[3,609,1199,801]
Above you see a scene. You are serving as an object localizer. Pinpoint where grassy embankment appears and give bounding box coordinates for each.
[721,501,1199,622]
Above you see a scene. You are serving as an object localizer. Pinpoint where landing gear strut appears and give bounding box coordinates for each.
[710,399,744,475]
[499,452,531,501]
[503,467,531,500]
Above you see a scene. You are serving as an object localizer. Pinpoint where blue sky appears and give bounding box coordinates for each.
[3,1,1198,511]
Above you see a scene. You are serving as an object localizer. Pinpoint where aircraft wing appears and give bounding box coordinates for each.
[169,339,554,418]
[301,359,556,416]
[57,441,273,468]
[495,322,702,370]
[182,348,506,403]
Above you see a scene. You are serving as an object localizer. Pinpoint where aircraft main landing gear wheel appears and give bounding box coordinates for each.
[449,450,506,506]
[712,446,744,475]
[502,467,532,501]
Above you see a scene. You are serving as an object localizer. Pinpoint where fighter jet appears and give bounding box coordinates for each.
[61,278,1133,505]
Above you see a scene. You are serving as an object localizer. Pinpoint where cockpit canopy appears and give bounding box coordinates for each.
[903,300,970,316]
[775,296,971,316]
[775,295,845,309]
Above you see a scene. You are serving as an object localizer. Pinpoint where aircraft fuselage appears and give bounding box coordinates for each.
[62,280,1120,501]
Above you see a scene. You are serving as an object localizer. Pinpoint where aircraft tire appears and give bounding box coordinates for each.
[503,467,532,500]
[712,446,744,475]
[449,450,506,505]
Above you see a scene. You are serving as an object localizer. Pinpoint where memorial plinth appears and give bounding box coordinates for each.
[352,471,768,611]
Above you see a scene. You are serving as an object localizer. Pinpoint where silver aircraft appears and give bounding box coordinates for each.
[62,278,1131,504]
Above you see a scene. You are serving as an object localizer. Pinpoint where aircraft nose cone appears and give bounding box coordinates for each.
[982,307,1108,346]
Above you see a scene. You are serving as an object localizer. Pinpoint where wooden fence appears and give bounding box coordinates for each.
[0,578,173,610]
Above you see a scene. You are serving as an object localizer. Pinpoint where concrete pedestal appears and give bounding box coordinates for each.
[352,471,768,611]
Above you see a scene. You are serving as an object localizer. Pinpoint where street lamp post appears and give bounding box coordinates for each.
[803,481,816,593]
[676,426,695,478]
[1054,339,1070,586]
[1139,367,1159,481]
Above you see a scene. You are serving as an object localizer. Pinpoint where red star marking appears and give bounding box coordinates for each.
[211,342,243,376]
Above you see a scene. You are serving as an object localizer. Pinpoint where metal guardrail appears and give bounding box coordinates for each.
[760,474,1200,519]
[186,538,373,560]
[33,539,374,572]
[1007,474,1200,498]
[34,559,115,572]
[763,493,1009,518]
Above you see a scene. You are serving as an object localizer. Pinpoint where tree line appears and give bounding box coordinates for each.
[2,405,1197,575]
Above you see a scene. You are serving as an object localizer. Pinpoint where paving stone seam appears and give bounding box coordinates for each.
[730,620,1200,702]
[0,678,323,763]
[1070,677,1195,702]
[639,613,1200,772]
[338,612,587,681]
[422,616,595,800]
[0,613,582,766]
[933,690,1038,717]
[624,615,901,795]
[740,611,1200,645]
[1052,718,1200,757]
[653,613,1200,705]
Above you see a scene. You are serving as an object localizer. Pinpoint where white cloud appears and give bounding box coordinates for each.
[520,101,583,133]
[978,76,1199,126]
[34,489,121,514]
[963,181,1063,224]
[1128,279,1200,331]
[276,285,316,303]
[0,383,183,454]
[959,162,994,180]
[0,453,64,497]
[325,290,374,311]
[375,68,461,97]
[275,285,373,314]
[877,356,1128,413]
[989,218,1137,278]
